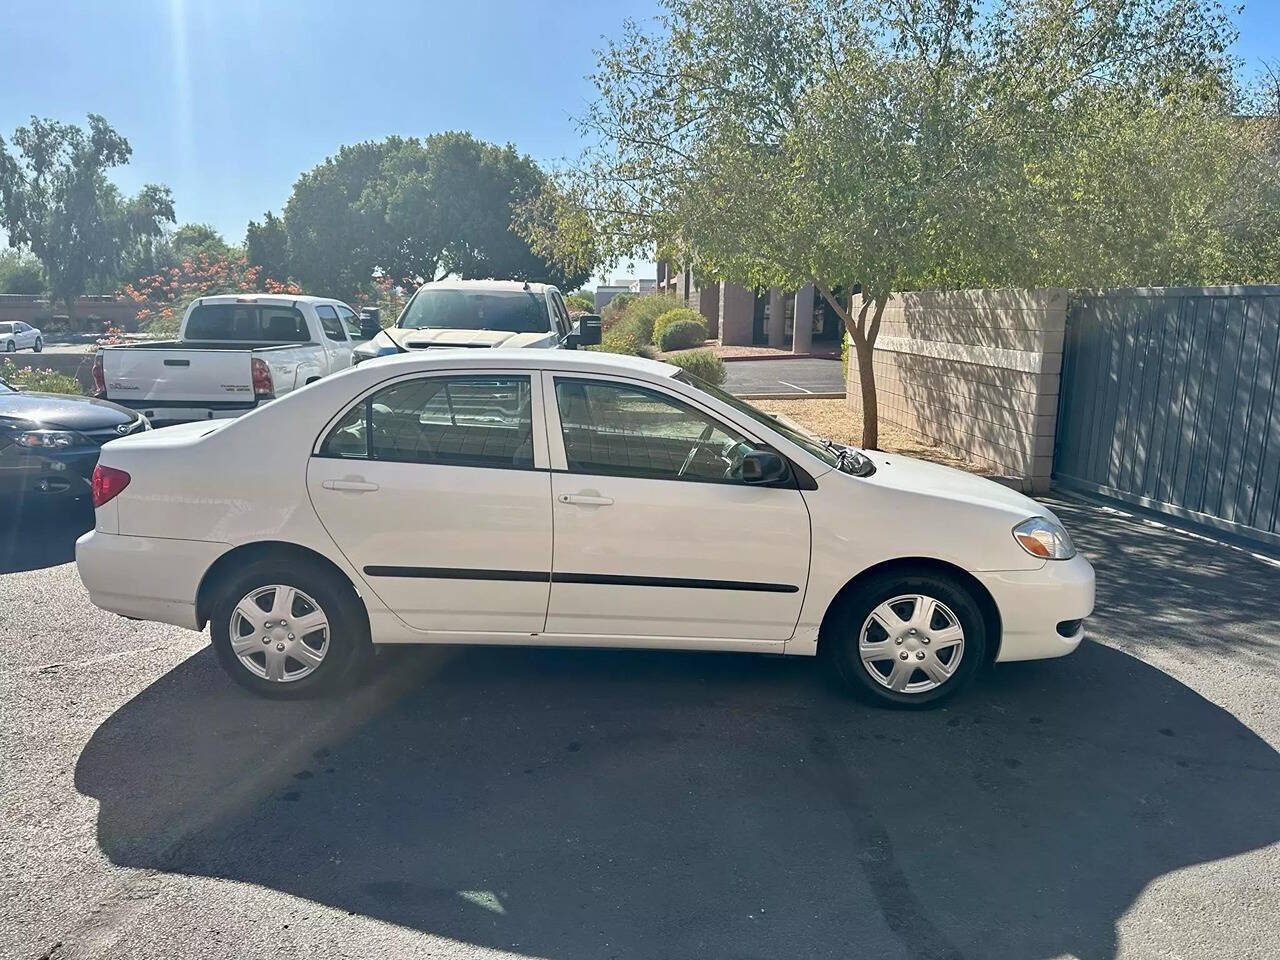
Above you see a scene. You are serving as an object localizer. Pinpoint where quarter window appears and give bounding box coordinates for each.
[315,304,346,342]
[320,375,534,469]
[554,378,751,482]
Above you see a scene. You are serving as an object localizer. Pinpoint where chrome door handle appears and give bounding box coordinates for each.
[559,493,614,506]
[322,479,380,492]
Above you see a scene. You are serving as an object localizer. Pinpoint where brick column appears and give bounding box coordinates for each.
[696,283,720,339]
[767,288,786,348]
[792,284,815,355]
[718,282,754,345]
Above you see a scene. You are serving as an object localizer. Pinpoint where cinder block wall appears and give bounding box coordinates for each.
[847,288,1068,493]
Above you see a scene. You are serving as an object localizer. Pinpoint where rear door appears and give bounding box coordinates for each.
[313,304,355,372]
[307,370,553,635]
[542,372,811,643]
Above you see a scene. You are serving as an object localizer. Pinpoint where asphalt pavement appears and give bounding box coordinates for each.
[723,357,845,396]
[1,495,1278,959]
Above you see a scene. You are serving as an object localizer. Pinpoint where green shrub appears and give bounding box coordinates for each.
[635,343,660,360]
[651,306,704,346]
[622,293,683,343]
[600,293,637,331]
[663,349,726,386]
[0,359,83,395]
[564,292,595,313]
[658,317,709,351]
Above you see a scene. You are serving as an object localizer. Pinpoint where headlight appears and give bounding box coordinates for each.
[1012,516,1076,560]
[16,430,83,449]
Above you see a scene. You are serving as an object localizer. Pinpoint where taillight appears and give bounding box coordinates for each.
[91,352,105,395]
[251,357,274,398]
[91,464,131,507]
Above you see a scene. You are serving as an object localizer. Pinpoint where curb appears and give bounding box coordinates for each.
[734,392,847,400]
[718,353,841,363]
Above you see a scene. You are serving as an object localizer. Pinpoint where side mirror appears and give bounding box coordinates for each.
[739,449,790,485]
[567,314,602,349]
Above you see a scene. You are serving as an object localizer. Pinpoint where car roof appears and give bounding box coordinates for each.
[413,279,557,294]
[362,347,679,379]
[194,294,348,306]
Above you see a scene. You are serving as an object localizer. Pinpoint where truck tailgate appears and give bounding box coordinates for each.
[101,347,255,404]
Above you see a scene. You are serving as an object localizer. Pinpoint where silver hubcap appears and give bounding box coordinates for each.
[229,584,330,683]
[858,594,965,694]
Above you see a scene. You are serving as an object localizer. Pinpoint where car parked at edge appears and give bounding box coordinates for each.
[352,279,600,364]
[0,321,43,353]
[75,350,1094,708]
[92,294,364,425]
[0,377,148,503]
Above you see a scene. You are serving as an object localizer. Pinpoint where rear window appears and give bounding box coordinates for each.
[399,289,552,334]
[184,303,311,342]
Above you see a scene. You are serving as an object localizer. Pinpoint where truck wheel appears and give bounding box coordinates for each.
[822,569,987,709]
[209,557,371,699]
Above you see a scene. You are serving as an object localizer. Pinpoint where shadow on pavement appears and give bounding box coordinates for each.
[0,499,92,574]
[77,633,1280,960]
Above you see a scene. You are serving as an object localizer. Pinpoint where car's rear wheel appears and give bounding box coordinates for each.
[823,569,987,709]
[33,337,42,352]
[209,558,371,699]
[4,340,14,353]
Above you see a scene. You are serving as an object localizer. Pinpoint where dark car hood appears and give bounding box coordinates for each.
[0,390,137,431]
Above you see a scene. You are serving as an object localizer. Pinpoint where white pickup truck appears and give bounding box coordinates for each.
[93,295,364,425]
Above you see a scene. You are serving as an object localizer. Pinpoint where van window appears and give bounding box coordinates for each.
[184,303,310,342]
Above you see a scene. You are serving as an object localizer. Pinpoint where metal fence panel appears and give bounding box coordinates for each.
[1054,286,1280,549]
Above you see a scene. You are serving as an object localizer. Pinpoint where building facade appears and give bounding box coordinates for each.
[656,262,843,353]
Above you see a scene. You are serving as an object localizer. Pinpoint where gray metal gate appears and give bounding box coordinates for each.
[1054,286,1280,549]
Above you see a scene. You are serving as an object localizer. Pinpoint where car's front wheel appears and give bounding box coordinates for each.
[209,558,371,699]
[32,337,42,352]
[823,569,987,708]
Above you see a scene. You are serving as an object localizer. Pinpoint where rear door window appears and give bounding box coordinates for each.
[184,303,311,342]
[315,304,347,342]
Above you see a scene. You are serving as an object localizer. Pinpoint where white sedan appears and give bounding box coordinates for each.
[76,349,1094,707]
[0,321,43,352]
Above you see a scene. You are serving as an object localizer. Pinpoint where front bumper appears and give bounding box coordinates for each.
[76,529,229,630]
[974,552,1096,662]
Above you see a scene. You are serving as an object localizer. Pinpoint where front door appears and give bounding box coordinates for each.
[542,373,811,642]
[306,372,552,634]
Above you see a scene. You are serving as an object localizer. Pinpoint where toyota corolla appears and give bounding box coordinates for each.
[75,350,1094,708]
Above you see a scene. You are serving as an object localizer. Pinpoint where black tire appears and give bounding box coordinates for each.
[33,338,42,353]
[5,341,14,353]
[822,569,988,709]
[209,556,372,699]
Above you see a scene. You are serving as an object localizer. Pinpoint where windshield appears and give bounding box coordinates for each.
[399,289,551,334]
[674,370,875,475]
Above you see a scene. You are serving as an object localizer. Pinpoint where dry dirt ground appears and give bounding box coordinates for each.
[754,397,985,474]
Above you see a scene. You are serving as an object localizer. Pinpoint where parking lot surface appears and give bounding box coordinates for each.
[723,357,845,396]
[1,496,1278,959]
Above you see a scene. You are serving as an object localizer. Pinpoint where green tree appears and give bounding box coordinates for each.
[0,249,46,294]
[282,133,596,299]
[534,0,1267,448]
[245,211,291,289]
[171,223,232,261]
[0,114,174,328]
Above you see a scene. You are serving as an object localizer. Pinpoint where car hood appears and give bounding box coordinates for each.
[378,327,551,349]
[862,451,1058,523]
[0,391,137,431]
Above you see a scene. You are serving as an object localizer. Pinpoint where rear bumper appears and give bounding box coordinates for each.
[974,552,1096,662]
[100,398,262,426]
[75,529,229,630]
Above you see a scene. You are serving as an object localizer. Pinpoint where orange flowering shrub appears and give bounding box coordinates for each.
[122,253,301,338]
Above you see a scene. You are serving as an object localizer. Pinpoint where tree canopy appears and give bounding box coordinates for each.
[529,0,1279,446]
[0,114,174,321]
[279,132,595,300]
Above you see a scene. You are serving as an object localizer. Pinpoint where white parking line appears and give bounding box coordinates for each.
[777,380,812,394]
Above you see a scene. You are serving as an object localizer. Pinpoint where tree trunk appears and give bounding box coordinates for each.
[64,295,79,333]
[854,336,879,450]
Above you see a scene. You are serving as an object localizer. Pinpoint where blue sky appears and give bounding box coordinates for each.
[1,0,1278,282]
